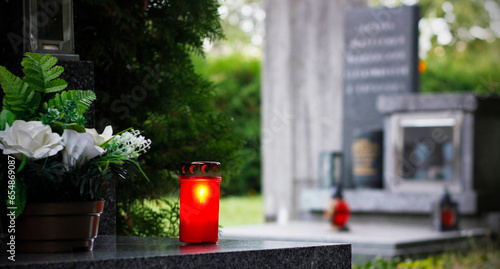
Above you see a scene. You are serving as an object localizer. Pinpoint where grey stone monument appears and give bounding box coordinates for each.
[263,0,366,222]
[342,5,420,188]
[301,93,500,216]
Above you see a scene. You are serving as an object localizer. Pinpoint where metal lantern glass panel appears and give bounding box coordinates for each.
[24,0,78,60]
[179,161,221,244]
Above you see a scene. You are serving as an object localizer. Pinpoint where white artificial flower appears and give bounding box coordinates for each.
[85,125,114,146]
[62,129,105,168]
[0,120,64,160]
[107,129,151,158]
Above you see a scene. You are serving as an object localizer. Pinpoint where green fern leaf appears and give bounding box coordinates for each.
[40,54,58,72]
[0,109,15,130]
[44,79,68,93]
[21,53,68,94]
[28,92,42,110]
[73,90,97,114]
[24,89,36,105]
[47,90,96,115]
[0,66,33,113]
[45,66,64,82]
[22,67,43,86]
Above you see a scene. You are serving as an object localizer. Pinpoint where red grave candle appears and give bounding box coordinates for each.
[333,199,350,227]
[179,161,221,243]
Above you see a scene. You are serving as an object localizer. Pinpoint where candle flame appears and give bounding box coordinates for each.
[196,185,209,204]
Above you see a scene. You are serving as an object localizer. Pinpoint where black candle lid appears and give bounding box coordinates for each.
[181,161,221,177]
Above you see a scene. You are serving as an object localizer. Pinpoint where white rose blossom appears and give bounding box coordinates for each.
[0,120,64,160]
[85,125,114,146]
[62,129,105,168]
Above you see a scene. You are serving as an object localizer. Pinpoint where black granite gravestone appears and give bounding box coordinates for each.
[342,5,420,188]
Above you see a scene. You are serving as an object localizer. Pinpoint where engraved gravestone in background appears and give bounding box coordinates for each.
[342,5,420,188]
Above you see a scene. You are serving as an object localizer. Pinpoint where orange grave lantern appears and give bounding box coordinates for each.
[179,161,221,243]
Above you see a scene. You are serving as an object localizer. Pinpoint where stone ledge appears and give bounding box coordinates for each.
[0,236,351,269]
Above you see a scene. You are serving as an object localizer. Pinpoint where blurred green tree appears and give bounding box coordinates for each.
[207,0,264,57]
[74,0,243,236]
[193,53,261,195]
[369,0,500,94]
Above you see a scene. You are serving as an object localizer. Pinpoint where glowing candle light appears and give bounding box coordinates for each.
[179,161,221,243]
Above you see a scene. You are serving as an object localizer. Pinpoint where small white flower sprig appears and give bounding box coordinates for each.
[95,127,152,178]
[106,129,152,159]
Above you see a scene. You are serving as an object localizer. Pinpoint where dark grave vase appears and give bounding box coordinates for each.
[351,130,383,189]
[16,201,104,252]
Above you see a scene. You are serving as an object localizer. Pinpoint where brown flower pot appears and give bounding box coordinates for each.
[16,201,105,252]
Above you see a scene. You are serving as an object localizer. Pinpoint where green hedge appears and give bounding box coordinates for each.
[421,40,500,95]
[193,54,261,195]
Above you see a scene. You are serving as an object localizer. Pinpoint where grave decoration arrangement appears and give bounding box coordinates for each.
[0,53,151,252]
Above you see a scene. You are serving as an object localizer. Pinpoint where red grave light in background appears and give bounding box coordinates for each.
[433,188,459,232]
[332,186,350,230]
[323,186,350,231]
[179,161,221,244]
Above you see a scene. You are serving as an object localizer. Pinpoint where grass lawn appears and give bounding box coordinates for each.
[219,195,263,227]
[354,243,500,269]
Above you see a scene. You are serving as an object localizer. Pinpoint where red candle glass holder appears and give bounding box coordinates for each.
[179,161,221,243]
[332,199,350,229]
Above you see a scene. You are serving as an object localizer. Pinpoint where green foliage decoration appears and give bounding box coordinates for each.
[0,110,14,131]
[21,53,68,93]
[0,53,96,132]
[0,66,33,119]
[47,90,96,115]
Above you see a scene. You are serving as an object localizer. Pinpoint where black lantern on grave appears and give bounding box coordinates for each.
[23,0,78,60]
[433,188,459,232]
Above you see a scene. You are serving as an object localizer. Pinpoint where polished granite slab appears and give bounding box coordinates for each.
[0,236,351,268]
